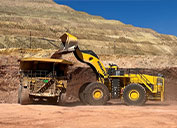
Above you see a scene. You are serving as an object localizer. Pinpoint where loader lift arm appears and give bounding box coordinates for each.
[60,33,108,80]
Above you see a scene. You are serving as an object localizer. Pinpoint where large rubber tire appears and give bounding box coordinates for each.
[47,93,67,105]
[84,82,110,105]
[79,82,91,105]
[58,93,67,105]
[123,83,147,106]
[48,97,58,105]
[18,84,22,104]
[20,87,30,105]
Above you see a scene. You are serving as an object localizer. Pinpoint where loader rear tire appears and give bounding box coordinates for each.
[20,87,30,105]
[123,83,146,106]
[84,82,109,105]
[79,82,91,105]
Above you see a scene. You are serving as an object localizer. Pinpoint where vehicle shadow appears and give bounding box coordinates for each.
[25,100,170,107]
[143,102,170,106]
[62,101,170,107]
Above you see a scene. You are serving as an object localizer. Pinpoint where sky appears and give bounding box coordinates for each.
[54,0,177,36]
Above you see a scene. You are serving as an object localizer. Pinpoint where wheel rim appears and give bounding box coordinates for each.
[92,89,103,100]
[128,89,140,101]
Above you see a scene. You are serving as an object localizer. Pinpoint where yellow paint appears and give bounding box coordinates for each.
[65,32,78,41]
[92,89,103,100]
[128,89,140,101]
[20,58,73,65]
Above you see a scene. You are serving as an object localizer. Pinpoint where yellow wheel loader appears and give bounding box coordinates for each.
[59,33,164,106]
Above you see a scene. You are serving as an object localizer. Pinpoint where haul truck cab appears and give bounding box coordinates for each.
[18,58,72,105]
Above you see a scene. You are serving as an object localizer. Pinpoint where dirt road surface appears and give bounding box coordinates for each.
[0,102,177,128]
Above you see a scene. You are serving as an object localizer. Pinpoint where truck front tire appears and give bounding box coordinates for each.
[19,87,30,105]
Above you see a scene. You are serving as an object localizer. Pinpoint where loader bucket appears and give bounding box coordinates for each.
[60,33,78,52]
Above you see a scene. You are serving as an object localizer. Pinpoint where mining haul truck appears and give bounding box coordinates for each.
[18,58,72,105]
[58,33,164,106]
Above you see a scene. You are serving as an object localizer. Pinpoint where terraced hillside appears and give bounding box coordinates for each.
[0,0,177,55]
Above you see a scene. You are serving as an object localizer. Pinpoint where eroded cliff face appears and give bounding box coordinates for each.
[0,0,177,55]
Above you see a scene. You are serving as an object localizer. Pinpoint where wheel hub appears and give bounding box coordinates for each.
[129,90,140,101]
[92,89,103,100]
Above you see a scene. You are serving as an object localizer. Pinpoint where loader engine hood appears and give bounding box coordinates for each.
[60,33,78,53]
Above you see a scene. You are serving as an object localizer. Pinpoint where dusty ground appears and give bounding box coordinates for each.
[0,101,177,128]
[0,50,177,128]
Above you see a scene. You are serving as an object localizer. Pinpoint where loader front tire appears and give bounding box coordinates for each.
[79,82,91,105]
[84,82,109,105]
[123,83,146,106]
